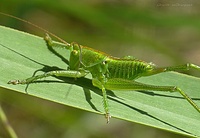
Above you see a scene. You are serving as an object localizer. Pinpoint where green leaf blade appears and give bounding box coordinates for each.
[0,25,200,137]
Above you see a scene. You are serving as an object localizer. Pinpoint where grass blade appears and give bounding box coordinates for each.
[0,25,200,137]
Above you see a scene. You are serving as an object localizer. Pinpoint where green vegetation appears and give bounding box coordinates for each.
[0,1,200,138]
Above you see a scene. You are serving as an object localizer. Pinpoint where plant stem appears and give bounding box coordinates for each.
[0,104,18,138]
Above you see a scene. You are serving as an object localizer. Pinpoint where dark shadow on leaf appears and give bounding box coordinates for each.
[46,41,69,65]
[108,96,194,136]
[83,88,99,112]
[0,43,46,66]
[137,90,200,101]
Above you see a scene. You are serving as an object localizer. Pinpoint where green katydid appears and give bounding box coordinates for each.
[1,12,200,123]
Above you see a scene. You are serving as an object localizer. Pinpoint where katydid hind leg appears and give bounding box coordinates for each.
[105,78,200,113]
[8,70,88,85]
[149,63,200,76]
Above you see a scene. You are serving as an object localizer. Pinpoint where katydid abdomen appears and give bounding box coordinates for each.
[106,58,155,80]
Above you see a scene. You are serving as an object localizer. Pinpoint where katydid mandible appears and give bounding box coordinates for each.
[2,13,200,123]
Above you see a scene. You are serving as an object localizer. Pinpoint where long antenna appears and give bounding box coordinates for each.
[0,12,70,46]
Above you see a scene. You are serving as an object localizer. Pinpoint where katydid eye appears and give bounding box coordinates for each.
[72,50,78,55]
[103,60,108,65]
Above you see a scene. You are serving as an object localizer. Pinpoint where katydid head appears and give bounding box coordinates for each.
[69,42,82,70]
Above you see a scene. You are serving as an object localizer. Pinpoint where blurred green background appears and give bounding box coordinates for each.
[1,0,200,138]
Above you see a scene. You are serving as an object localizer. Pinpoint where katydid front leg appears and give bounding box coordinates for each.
[44,33,72,50]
